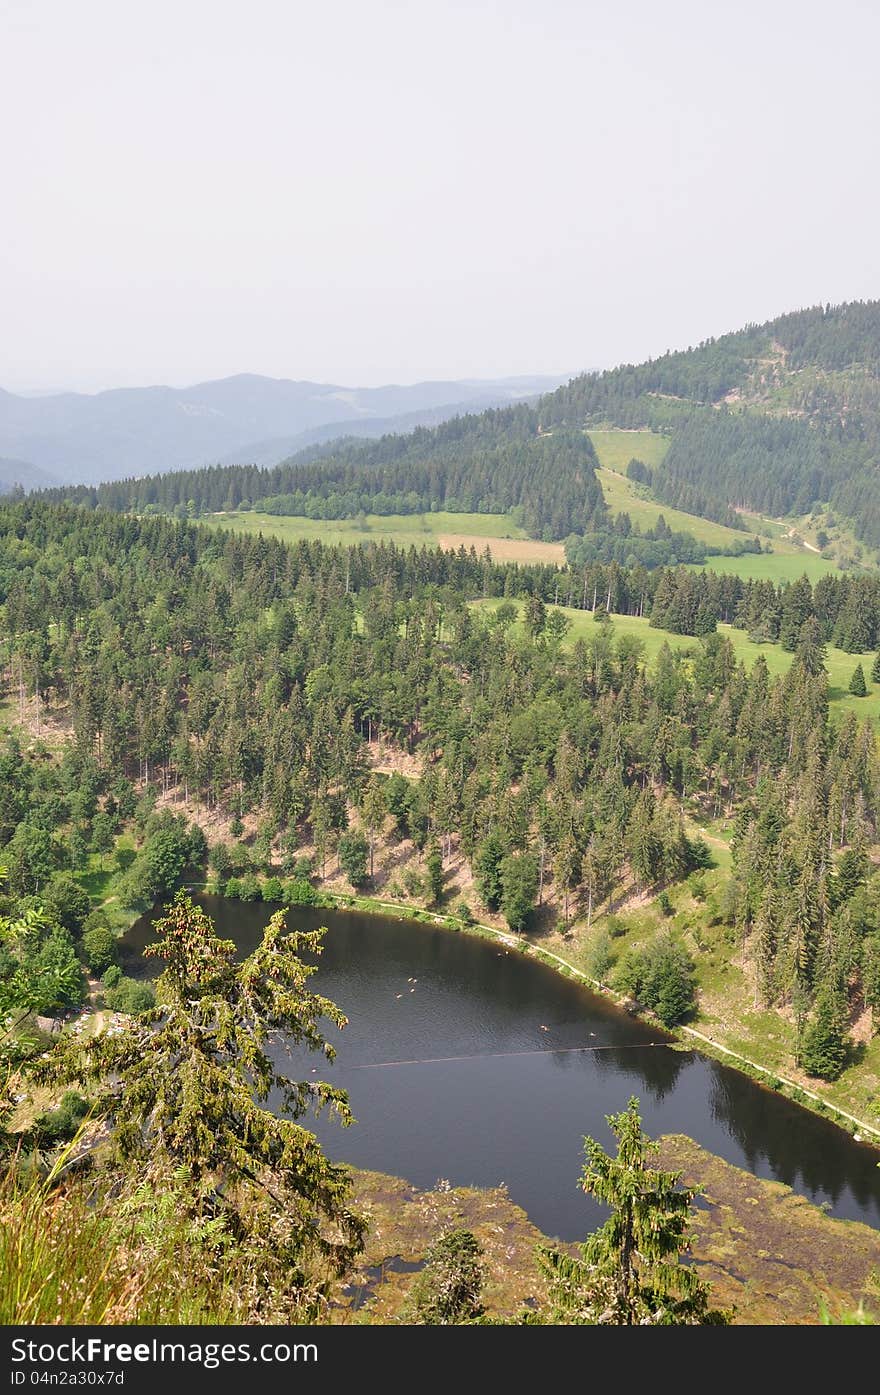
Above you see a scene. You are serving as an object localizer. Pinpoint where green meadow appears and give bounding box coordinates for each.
[208,508,528,545]
[588,428,842,583]
[689,551,838,583]
[595,466,750,549]
[587,428,671,474]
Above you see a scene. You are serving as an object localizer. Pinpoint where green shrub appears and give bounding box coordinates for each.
[585,929,614,984]
[31,1091,89,1145]
[237,874,262,902]
[338,831,369,889]
[105,978,156,1016]
[688,875,707,902]
[41,874,92,940]
[81,925,118,976]
[612,933,696,1026]
[261,877,284,902]
[282,878,316,907]
[402,867,425,898]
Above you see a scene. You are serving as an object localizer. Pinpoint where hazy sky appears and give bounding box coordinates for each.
[2,0,879,392]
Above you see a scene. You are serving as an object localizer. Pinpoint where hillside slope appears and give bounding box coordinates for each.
[539,301,880,544]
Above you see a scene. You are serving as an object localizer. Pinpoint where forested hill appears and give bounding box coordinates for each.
[40,407,608,542]
[539,301,880,541]
[38,301,880,546]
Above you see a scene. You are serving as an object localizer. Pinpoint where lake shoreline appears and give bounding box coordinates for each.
[292,886,880,1152]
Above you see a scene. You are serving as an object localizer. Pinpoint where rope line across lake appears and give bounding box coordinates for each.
[351,1042,668,1069]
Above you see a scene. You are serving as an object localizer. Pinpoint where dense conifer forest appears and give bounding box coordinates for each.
[2,498,879,1081]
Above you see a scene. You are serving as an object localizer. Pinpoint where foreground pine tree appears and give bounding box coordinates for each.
[38,893,365,1318]
[538,1098,730,1324]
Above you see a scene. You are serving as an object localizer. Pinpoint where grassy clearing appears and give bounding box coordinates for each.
[788,505,877,571]
[587,428,671,474]
[204,509,565,564]
[73,835,141,934]
[596,465,842,583]
[688,550,839,583]
[207,509,526,546]
[596,467,749,549]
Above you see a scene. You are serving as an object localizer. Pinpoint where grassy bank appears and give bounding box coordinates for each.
[351,1140,880,1324]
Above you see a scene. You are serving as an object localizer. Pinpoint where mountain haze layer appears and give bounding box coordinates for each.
[0,372,570,489]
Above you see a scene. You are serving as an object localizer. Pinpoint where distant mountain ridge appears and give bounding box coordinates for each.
[0,371,571,490]
[0,455,60,493]
[211,390,556,469]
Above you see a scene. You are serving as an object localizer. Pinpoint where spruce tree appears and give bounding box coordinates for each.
[538,1098,729,1325]
[849,663,868,697]
[499,850,539,932]
[425,839,444,904]
[800,985,849,1081]
[753,892,777,1006]
[474,830,506,911]
[338,830,369,887]
[554,835,580,927]
[872,652,880,684]
[361,775,387,879]
[404,1229,485,1325]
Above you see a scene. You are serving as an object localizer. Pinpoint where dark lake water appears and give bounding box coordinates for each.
[122,897,880,1241]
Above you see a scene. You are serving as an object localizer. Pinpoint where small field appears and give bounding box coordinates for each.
[587,428,671,474]
[688,550,839,583]
[205,509,565,564]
